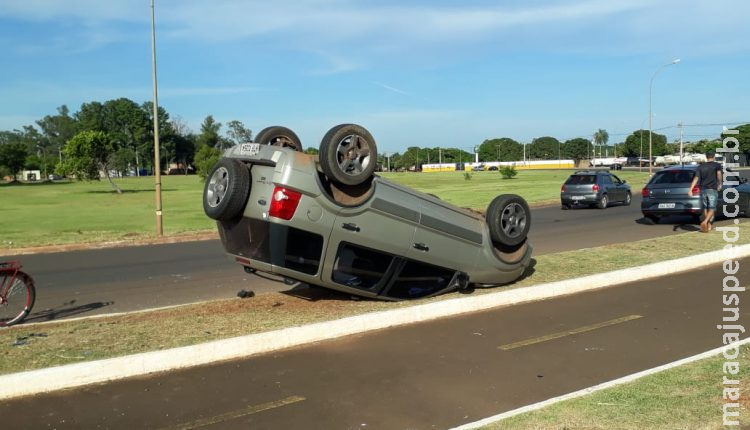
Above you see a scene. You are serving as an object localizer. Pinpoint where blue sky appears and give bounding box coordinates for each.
[1,0,748,153]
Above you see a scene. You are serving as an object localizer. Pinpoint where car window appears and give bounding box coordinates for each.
[651,170,695,184]
[565,175,595,185]
[600,175,613,185]
[332,242,393,290]
[386,260,455,299]
[612,175,623,184]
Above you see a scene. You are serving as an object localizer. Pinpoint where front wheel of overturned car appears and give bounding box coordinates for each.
[319,124,378,186]
[255,126,303,152]
[203,158,251,221]
[486,194,531,247]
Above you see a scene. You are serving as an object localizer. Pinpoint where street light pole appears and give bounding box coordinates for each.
[648,58,680,175]
[150,0,163,236]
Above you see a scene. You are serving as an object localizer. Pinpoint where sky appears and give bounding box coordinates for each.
[1,0,749,153]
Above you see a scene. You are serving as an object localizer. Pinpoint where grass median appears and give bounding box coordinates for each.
[1,221,747,376]
[0,169,651,250]
[487,345,750,430]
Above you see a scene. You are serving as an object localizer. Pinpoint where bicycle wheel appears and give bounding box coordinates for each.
[0,271,35,327]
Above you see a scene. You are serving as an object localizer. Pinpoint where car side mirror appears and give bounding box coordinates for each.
[623,180,627,184]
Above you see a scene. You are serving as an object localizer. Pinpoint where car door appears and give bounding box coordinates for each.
[611,174,628,202]
[600,175,620,202]
[321,181,419,295]
[406,199,482,274]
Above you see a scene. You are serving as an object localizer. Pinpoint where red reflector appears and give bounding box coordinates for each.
[592,184,599,192]
[691,185,700,195]
[641,188,649,197]
[269,187,302,220]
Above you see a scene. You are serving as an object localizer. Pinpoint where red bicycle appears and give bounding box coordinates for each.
[0,261,36,327]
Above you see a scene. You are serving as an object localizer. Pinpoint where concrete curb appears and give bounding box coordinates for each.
[1,244,748,400]
[450,338,750,429]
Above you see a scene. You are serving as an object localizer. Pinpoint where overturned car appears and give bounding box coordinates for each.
[203,124,533,300]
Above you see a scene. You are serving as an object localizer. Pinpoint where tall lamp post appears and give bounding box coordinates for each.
[648,58,680,174]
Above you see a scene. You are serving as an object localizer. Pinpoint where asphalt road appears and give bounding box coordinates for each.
[3,259,746,429]
[1,194,741,323]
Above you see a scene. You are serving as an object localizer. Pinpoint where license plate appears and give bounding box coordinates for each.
[658,203,676,209]
[571,196,585,200]
[240,143,261,157]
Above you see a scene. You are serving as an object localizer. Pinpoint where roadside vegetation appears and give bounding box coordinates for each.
[488,345,750,430]
[0,170,651,250]
[1,222,747,376]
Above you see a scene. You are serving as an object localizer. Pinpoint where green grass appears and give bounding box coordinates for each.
[379,169,650,210]
[0,170,651,249]
[1,222,747,376]
[0,176,214,248]
[491,345,750,429]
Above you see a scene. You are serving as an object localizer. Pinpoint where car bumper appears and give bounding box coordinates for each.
[561,194,599,205]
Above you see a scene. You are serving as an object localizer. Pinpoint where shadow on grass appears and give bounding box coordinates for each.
[0,180,74,187]
[85,189,177,194]
[24,300,114,323]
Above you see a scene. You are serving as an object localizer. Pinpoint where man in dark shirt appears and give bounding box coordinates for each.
[688,150,723,232]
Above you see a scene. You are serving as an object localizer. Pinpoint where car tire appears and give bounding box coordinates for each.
[486,194,531,247]
[255,126,303,152]
[624,192,632,206]
[597,195,608,209]
[319,124,377,186]
[203,158,251,221]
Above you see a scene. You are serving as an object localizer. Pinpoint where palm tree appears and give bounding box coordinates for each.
[594,129,609,159]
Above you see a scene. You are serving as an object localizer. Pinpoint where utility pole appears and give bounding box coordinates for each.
[150,0,163,236]
[679,122,684,167]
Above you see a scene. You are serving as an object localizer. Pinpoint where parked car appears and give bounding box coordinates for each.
[560,171,632,209]
[203,124,533,300]
[640,165,750,223]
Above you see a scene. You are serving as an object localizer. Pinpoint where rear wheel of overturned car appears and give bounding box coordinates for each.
[203,158,251,221]
[319,124,378,186]
[486,194,531,247]
[255,126,303,152]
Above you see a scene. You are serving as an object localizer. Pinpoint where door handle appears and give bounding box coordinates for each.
[342,223,360,232]
[413,243,429,252]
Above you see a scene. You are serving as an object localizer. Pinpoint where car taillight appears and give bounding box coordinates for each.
[691,185,700,195]
[641,188,649,197]
[269,187,302,220]
[561,184,566,192]
[592,184,599,192]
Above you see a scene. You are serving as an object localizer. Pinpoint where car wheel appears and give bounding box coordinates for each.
[597,195,608,209]
[203,158,251,221]
[624,192,632,206]
[319,124,377,186]
[255,126,303,152]
[486,194,531,247]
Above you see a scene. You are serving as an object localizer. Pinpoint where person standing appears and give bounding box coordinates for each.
[688,150,723,232]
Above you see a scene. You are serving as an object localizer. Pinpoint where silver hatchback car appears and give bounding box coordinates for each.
[203,124,533,300]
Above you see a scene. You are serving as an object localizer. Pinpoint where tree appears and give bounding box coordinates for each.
[562,138,591,164]
[226,120,253,146]
[593,129,609,158]
[478,138,522,162]
[304,147,319,155]
[528,136,560,160]
[721,124,750,162]
[196,115,222,149]
[0,142,28,180]
[58,130,122,193]
[36,105,79,162]
[194,145,222,180]
[620,130,668,158]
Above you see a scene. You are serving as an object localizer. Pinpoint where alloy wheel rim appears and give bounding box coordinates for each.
[336,134,371,176]
[501,203,526,238]
[206,167,229,208]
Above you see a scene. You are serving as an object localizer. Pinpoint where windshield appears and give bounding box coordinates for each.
[650,170,695,184]
[565,175,596,185]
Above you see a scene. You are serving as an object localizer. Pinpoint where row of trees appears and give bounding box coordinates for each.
[0,98,254,189]
[1,98,748,182]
